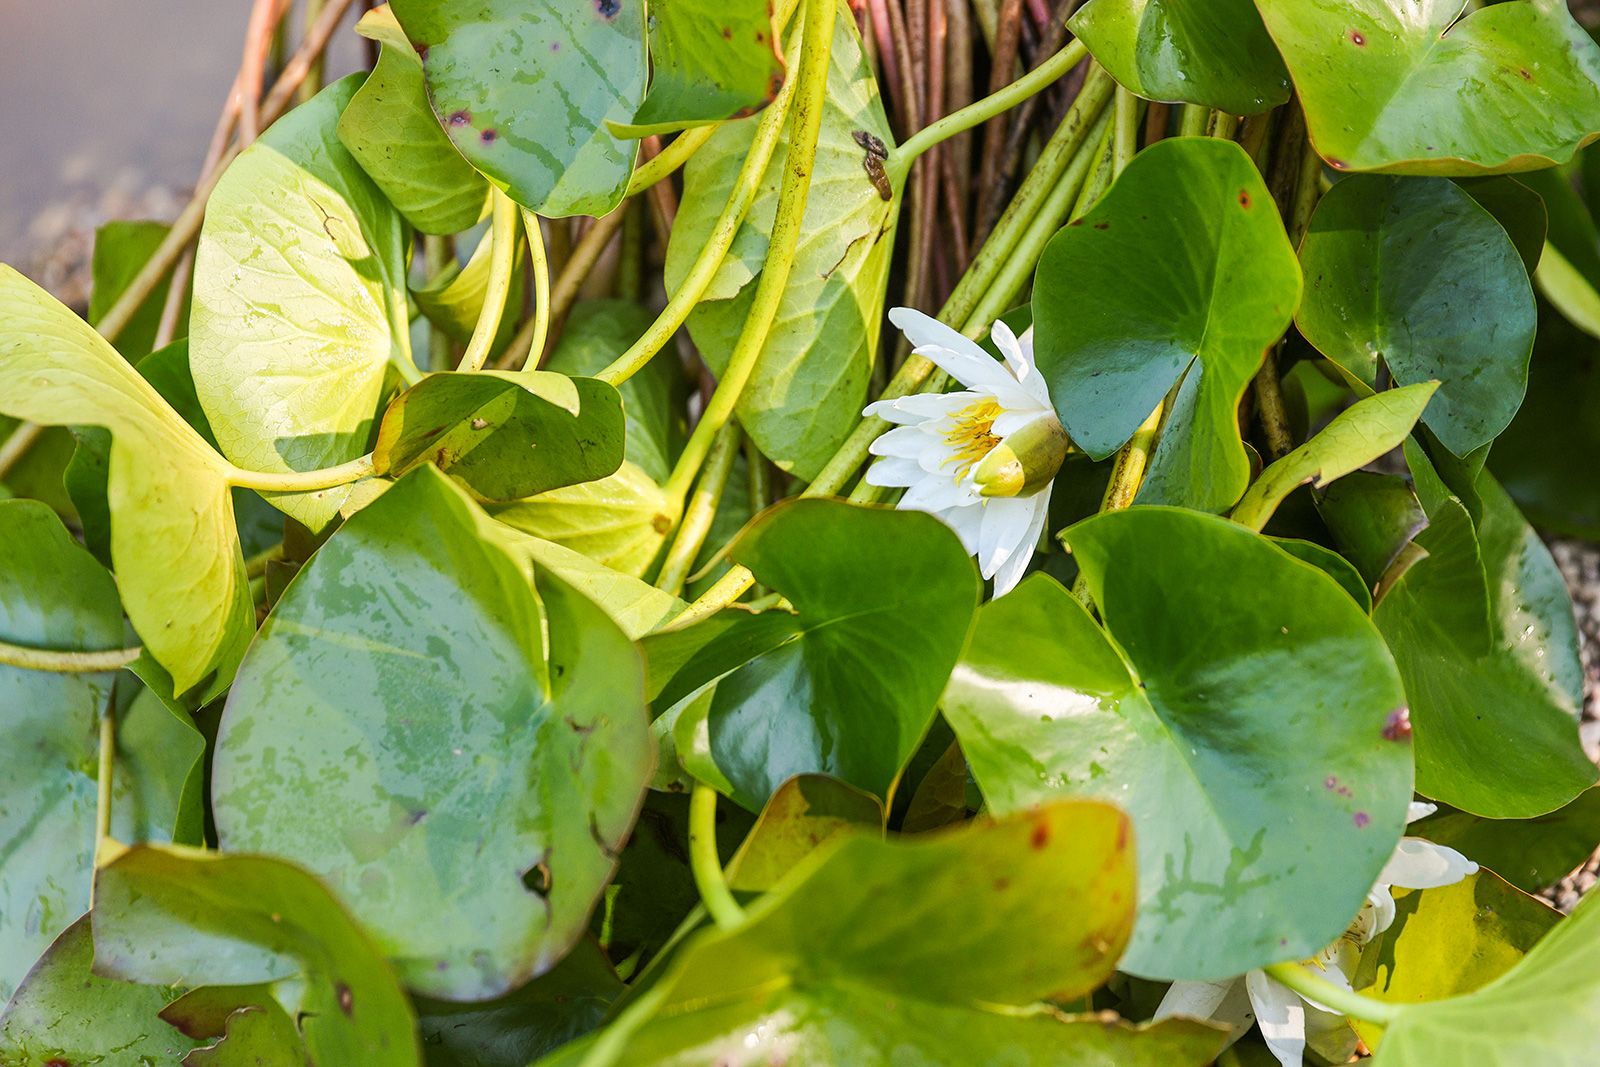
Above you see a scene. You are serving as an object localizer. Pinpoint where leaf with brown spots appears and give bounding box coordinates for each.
[616,0,787,137]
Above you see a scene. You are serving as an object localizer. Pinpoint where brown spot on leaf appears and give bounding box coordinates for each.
[1238,190,1252,208]
[1519,67,1533,81]
[596,0,621,18]
[1327,157,1349,170]
[994,877,1010,891]
[1092,221,1110,230]
[336,983,354,1016]
[480,128,498,145]
[1349,30,1365,45]
[1030,819,1051,850]
[722,25,733,38]
[448,110,471,127]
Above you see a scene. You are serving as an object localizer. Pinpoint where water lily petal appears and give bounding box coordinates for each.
[865,391,976,425]
[989,489,1051,598]
[1378,837,1479,890]
[888,307,1036,406]
[976,495,1035,582]
[992,407,1052,439]
[902,475,981,514]
[863,456,925,488]
[991,318,1029,379]
[941,502,985,555]
[1155,978,1255,1031]
[867,425,932,460]
[1246,970,1309,1067]
[1406,801,1438,825]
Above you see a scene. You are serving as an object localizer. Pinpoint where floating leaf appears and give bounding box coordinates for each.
[388,0,646,216]
[945,509,1413,980]
[89,219,184,359]
[372,370,626,502]
[92,845,422,1065]
[191,75,414,531]
[1254,0,1600,174]
[1068,0,1289,115]
[667,13,898,478]
[1032,137,1301,512]
[646,498,979,811]
[1232,383,1437,531]
[1412,790,1600,893]
[1374,443,1596,818]
[1296,176,1535,456]
[622,0,786,136]
[0,917,199,1064]
[541,803,1224,1067]
[0,266,252,694]
[1368,878,1600,1064]
[339,5,489,234]
[211,468,652,999]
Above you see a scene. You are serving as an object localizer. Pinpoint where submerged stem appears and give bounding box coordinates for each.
[458,190,520,373]
[690,781,746,930]
[1262,962,1402,1025]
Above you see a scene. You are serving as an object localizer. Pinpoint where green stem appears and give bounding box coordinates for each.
[625,125,716,195]
[1262,962,1401,1025]
[597,23,803,387]
[1208,109,1241,140]
[227,452,375,493]
[1112,86,1139,172]
[95,696,116,848]
[657,423,743,596]
[1178,103,1208,138]
[457,189,520,372]
[896,39,1088,171]
[690,781,745,929]
[660,0,837,510]
[520,208,552,371]
[0,640,142,673]
[0,421,47,480]
[243,542,283,580]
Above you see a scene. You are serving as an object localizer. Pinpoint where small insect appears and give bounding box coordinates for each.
[853,130,893,201]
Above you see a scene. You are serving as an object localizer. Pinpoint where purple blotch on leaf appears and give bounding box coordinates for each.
[1352,811,1371,828]
[448,110,471,127]
[596,0,621,18]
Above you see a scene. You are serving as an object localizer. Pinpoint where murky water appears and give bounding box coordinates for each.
[0,1,361,258]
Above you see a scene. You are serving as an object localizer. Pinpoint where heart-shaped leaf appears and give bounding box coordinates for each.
[0,502,200,1001]
[338,5,489,234]
[1232,383,1437,531]
[644,498,979,811]
[1254,0,1600,174]
[1296,176,1535,456]
[540,802,1226,1067]
[1374,443,1596,818]
[388,0,645,217]
[0,266,252,694]
[1369,876,1600,1064]
[1068,0,1289,115]
[372,371,626,502]
[944,508,1414,980]
[0,917,200,1064]
[211,468,652,999]
[1032,137,1301,512]
[191,75,414,532]
[667,13,899,479]
[491,463,674,578]
[621,0,786,137]
[91,845,423,1065]
[1412,789,1600,894]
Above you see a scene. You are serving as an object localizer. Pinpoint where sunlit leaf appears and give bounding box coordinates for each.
[621,0,786,137]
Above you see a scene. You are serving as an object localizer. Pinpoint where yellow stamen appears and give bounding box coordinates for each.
[942,398,1003,481]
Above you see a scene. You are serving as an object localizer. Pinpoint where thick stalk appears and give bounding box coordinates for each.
[457,190,520,372]
[597,31,803,386]
[656,423,743,595]
[1262,963,1401,1025]
[519,209,552,371]
[0,641,142,673]
[625,125,715,196]
[0,422,46,480]
[298,0,330,103]
[690,782,745,929]
[1112,85,1139,171]
[661,0,838,510]
[1178,103,1208,138]
[227,452,375,493]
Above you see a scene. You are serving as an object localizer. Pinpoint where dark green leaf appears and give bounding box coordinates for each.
[388,0,645,216]
[646,498,979,811]
[1456,176,1548,274]
[1032,137,1301,512]
[1268,536,1373,612]
[622,0,785,136]
[946,508,1413,980]
[211,468,651,999]
[1316,471,1429,590]
[89,219,183,360]
[1296,176,1536,456]
[1069,0,1289,115]
[1254,0,1600,174]
[373,371,626,502]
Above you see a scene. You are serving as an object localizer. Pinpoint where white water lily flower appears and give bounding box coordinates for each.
[863,308,1065,597]
[1155,802,1479,1066]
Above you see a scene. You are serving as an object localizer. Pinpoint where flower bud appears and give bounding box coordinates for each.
[973,414,1069,498]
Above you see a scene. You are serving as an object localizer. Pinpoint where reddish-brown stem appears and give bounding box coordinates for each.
[974,0,1024,236]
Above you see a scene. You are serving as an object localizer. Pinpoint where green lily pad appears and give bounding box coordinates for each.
[1411,790,1600,893]
[1369,874,1600,1064]
[621,0,785,137]
[211,468,652,999]
[1032,137,1301,512]
[541,802,1224,1067]
[1254,0,1600,174]
[1268,536,1373,612]
[388,0,645,217]
[1457,175,1548,273]
[0,266,252,695]
[338,5,489,234]
[644,498,979,812]
[372,370,626,502]
[1296,175,1535,456]
[0,917,199,1064]
[1068,0,1289,115]
[667,13,899,479]
[490,462,674,579]
[1374,442,1596,818]
[89,219,184,360]
[91,844,422,1065]
[191,76,414,532]
[945,508,1414,980]
[504,526,685,638]
[1233,383,1437,532]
